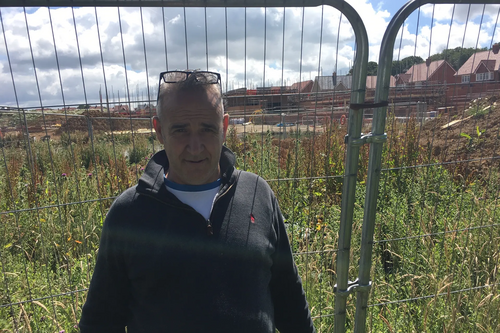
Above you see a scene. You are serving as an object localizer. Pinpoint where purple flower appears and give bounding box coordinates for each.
[59,330,65,333]
[87,173,93,178]
[61,173,67,177]
[140,167,145,171]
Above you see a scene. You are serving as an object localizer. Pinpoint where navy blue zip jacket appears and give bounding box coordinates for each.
[79,147,315,333]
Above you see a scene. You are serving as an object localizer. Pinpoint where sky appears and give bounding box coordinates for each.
[0,0,499,108]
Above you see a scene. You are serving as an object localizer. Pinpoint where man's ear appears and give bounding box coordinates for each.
[153,116,165,144]
[222,114,229,141]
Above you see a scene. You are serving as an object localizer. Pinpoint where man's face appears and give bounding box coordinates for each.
[153,86,229,185]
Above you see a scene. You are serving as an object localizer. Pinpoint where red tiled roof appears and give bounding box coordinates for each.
[405,60,455,82]
[291,80,313,93]
[456,50,500,76]
[474,59,496,73]
[397,73,411,83]
[365,75,396,89]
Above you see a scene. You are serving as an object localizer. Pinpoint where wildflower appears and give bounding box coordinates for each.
[140,167,145,171]
[61,173,67,177]
[88,173,93,178]
[59,330,65,333]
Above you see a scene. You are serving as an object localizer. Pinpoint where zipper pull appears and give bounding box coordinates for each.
[207,219,213,236]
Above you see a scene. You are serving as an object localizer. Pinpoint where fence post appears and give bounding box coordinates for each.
[352,2,422,331]
[332,6,369,333]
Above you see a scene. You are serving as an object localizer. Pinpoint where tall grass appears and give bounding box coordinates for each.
[0,115,498,332]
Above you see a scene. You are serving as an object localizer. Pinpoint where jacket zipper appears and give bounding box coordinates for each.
[206,182,235,236]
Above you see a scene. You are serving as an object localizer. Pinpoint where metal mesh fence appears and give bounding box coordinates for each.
[0,1,368,332]
[366,1,500,332]
[0,0,499,332]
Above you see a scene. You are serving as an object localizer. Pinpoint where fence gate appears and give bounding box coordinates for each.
[362,0,500,332]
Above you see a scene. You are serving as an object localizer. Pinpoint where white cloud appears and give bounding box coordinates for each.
[346,0,391,61]
[421,3,500,23]
[0,2,498,108]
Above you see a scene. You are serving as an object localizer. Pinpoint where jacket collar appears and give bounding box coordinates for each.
[137,146,237,198]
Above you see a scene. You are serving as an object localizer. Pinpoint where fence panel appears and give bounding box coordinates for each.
[362,0,500,332]
[0,1,370,332]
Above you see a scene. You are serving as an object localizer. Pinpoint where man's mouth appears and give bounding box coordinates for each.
[186,159,205,164]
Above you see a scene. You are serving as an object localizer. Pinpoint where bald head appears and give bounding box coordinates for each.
[156,74,224,123]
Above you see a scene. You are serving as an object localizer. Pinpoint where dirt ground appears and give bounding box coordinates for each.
[420,95,500,179]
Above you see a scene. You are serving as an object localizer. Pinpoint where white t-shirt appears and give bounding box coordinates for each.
[165,177,220,220]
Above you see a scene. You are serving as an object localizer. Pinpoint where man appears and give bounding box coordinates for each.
[79,70,315,333]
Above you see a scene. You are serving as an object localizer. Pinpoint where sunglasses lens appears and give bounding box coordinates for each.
[161,71,219,84]
[162,71,186,82]
[193,72,219,84]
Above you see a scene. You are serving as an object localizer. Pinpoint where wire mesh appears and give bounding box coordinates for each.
[0,2,365,332]
[367,1,500,332]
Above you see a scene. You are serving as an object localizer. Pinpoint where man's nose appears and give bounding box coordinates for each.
[187,134,204,154]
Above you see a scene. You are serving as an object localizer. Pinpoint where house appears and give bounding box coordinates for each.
[456,50,500,84]
[112,104,129,112]
[225,87,247,96]
[312,74,395,91]
[404,60,456,87]
[290,80,313,93]
[395,73,411,87]
[365,75,396,90]
[312,74,353,92]
[134,103,156,114]
[334,82,348,92]
[313,74,396,91]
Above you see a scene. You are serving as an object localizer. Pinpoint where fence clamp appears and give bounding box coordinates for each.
[334,278,372,297]
[344,132,387,146]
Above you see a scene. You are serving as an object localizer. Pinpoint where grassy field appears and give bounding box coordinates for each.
[0,109,499,332]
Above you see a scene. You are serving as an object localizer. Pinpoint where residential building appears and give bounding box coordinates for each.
[456,50,500,84]
[290,80,313,93]
[312,74,353,92]
[312,74,394,91]
[403,60,456,87]
[112,104,129,112]
[365,75,396,90]
[395,73,411,87]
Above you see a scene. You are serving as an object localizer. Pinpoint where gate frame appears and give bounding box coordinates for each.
[358,1,500,332]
